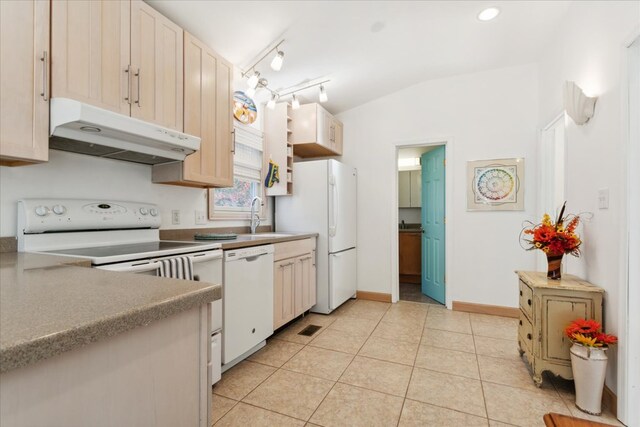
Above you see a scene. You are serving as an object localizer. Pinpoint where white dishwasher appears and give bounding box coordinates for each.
[222,244,274,368]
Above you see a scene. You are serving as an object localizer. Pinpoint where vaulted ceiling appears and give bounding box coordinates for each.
[148,1,571,113]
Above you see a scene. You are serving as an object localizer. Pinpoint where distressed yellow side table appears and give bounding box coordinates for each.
[515,271,604,387]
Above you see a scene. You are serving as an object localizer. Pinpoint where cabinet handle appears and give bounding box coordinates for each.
[527,299,532,306]
[298,256,312,261]
[134,68,141,107]
[124,65,132,104]
[519,320,523,326]
[526,333,532,340]
[40,51,48,101]
[519,290,523,296]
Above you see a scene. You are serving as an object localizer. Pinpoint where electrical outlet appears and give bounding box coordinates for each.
[598,188,609,209]
[171,210,180,225]
[195,210,206,225]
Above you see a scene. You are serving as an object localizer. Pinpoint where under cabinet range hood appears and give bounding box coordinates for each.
[49,98,200,165]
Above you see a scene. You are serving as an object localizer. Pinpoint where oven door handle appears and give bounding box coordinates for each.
[98,261,162,274]
[189,251,223,263]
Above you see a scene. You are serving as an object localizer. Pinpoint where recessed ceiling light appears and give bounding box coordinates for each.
[477,7,500,21]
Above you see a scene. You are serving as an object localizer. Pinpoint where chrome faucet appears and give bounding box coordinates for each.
[250,196,262,234]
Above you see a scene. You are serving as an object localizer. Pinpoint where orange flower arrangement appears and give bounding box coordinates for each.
[520,202,582,257]
[565,318,618,348]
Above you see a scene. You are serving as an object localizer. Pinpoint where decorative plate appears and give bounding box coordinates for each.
[233,91,257,125]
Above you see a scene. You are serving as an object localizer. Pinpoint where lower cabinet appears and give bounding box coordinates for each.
[399,231,421,284]
[516,271,604,387]
[273,238,317,329]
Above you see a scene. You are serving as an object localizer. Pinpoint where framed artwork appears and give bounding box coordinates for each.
[233,91,257,125]
[467,158,524,211]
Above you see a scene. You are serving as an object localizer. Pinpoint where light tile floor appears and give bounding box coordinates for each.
[213,299,622,427]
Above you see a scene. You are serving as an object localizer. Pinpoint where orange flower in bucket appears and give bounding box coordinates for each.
[564,318,617,348]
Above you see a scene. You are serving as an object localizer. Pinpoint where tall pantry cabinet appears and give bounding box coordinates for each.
[0,0,50,165]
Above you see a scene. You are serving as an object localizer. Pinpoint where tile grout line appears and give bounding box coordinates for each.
[396,304,430,427]
[471,317,492,422]
[306,300,393,425]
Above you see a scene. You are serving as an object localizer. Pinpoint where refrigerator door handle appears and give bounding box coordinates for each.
[329,177,338,237]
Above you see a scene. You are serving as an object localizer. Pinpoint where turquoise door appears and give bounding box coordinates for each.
[421,146,446,304]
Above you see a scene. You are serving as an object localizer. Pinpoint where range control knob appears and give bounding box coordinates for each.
[52,205,66,215]
[139,207,148,215]
[149,208,158,217]
[35,206,49,217]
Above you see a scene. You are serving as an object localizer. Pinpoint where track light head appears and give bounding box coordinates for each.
[246,71,260,89]
[319,85,328,103]
[270,50,284,71]
[267,93,278,109]
[291,94,300,109]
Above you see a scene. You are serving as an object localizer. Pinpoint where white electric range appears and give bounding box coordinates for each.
[17,198,224,384]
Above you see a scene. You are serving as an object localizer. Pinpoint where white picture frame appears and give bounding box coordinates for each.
[467,158,525,211]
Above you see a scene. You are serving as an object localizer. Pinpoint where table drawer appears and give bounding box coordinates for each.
[519,280,533,321]
[518,310,534,355]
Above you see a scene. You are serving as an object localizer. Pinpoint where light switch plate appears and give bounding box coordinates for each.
[598,188,609,209]
[171,210,180,225]
[195,210,207,225]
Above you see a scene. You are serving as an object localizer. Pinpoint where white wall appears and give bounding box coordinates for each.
[0,149,271,236]
[338,63,539,308]
[537,0,639,397]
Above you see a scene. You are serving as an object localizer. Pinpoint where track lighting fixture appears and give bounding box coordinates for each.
[246,71,260,89]
[270,50,285,71]
[319,85,328,103]
[246,86,256,98]
[267,93,278,109]
[291,94,300,110]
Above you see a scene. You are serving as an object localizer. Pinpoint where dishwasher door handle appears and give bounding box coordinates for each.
[243,253,269,262]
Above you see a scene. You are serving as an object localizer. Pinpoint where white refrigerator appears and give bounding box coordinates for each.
[276,159,357,314]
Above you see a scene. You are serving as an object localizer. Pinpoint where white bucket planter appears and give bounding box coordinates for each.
[570,343,608,415]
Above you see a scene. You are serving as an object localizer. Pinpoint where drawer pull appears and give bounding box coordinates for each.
[519,290,523,296]
[519,320,523,326]
[527,299,532,306]
[527,333,532,340]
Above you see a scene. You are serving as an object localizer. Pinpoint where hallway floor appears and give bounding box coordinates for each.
[212,299,621,426]
[399,282,443,305]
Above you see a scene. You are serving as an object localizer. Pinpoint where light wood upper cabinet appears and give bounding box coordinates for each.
[152,32,234,188]
[289,103,343,158]
[410,170,422,207]
[333,121,343,156]
[51,0,130,115]
[398,170,421,208]
[0,0,50,165]
[130,0,183,131]
[398,171,411,208]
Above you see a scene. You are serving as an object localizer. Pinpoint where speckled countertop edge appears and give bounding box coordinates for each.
[0,284,220,373]
[197,233,319,250]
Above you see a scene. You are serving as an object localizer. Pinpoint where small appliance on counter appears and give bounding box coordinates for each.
[276,159,357,314]
[17,198,223,385]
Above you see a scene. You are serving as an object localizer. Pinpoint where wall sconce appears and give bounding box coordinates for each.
[563,81,597,125]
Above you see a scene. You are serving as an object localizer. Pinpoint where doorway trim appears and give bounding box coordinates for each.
[618,28,640,426]
[391,137,454,307]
